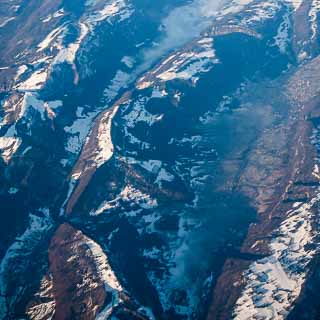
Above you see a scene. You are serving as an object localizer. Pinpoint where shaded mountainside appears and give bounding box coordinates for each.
[1,0,320,319]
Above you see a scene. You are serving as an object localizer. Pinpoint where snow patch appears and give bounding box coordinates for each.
[42,9,64,23]
[94,105,120,168]
[156,45,218,84]
[54,23,89,65]
[103,70,131,102]
[121,56,135,68]
[64,107,97,154]
[234,192,320,320]
[309,0,320,40]
[0,210,53,319]
[37,26,65,52]
[91,184,157,216]
[0,125,21,163]
[16,69,48,91]
[273,10,291,53]
[151,87,168,98]
[8,188,19,194]
[123,97,164,128]
[85,238,123,319]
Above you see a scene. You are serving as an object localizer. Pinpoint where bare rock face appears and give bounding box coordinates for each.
[26,274,55,320]
[48,223,107,319]
[26,223,151,320]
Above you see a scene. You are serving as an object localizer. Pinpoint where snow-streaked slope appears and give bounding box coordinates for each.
[234,190,320,320]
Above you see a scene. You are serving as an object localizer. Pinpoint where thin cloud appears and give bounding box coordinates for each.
[137,0,223,74]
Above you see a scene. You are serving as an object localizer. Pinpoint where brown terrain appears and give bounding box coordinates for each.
[26,223,152,319]
[30,223,107,319]
[64,93,132,215]
[207,47,320,320]
[0,0,65,90]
